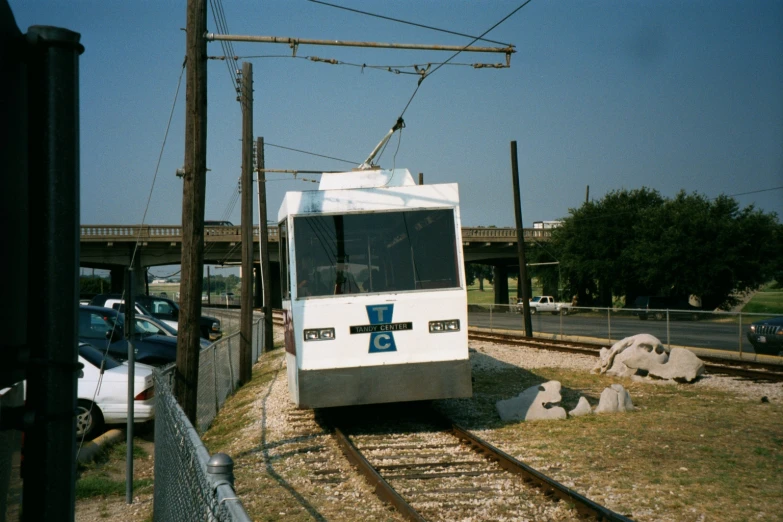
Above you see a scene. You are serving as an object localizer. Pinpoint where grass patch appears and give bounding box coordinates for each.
[202,347,285,451]
[76,476,154,500]
[467,277,543,305]
[438,349,783,522]
[743,282,783,314]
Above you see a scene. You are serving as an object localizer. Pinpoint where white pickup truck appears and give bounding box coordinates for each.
[529,295,571,315]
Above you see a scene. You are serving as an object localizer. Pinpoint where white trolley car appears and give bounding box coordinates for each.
[278,167,472,408]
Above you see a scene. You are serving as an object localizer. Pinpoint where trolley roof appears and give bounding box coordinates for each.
[278,169,460,221]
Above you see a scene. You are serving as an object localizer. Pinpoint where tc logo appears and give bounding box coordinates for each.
[366,304,397,353]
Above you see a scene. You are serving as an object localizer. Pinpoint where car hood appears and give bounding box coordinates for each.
[752,316,783,327]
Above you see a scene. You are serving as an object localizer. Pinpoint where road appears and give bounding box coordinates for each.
[468,310,757,354]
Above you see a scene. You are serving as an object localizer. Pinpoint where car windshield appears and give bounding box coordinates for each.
[79,309,123,340]
[79,343,122,370]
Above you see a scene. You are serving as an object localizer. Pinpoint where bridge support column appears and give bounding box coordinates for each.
[131,256,146,296]
[110,268,124,293]
[493,265,509,305]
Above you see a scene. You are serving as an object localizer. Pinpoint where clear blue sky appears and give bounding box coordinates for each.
[11,0,783,277]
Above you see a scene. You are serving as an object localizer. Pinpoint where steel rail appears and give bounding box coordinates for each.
[450,423,633,522]
[468,330,783,383]
[331,426,426,522]
[328,407,633,522]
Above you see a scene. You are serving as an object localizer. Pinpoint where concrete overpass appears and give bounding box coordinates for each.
[80,224,553,304]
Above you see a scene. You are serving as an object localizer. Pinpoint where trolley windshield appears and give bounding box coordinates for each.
[293,209,459,297]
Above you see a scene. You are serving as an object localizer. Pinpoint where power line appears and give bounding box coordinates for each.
[208,53,507,75]
[399,0,533,119]
[307,0,513,47]
[266,142,359,165]
[209,0,240,95]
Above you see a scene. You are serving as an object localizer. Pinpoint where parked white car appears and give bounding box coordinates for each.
[77,343,155,439]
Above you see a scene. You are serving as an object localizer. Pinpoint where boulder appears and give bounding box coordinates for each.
[568,396,592,417]
[496,380,567,422]
[595,384,635,414]
[625,347,705,383]
[594,334,669,378]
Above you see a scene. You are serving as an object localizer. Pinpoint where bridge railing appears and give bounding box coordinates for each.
[80,225,280,241]
[81,225,544,242]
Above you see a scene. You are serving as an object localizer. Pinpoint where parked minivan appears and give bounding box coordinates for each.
[632,296,702,321]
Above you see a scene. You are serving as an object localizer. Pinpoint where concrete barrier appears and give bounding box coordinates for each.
[76,429,124,465]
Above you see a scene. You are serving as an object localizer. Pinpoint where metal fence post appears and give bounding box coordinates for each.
[607,308,611,345]
[559,309,563,340]
[666,310,671,349]
[213,346,219,415]
[206,453,234,488]
[738,312,743,357]
[489,305,493,333]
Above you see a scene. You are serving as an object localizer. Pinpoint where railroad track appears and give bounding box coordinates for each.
[320,404,631,522]
[469,330,783,383]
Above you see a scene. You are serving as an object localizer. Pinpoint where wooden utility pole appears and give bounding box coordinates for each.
[256,137,274,354]
[177,0,207,422]
[511,141,533,337]
[240,62,253,384]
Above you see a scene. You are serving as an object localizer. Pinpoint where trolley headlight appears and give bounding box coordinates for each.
[429,319,460,333]
[304,328,336,341]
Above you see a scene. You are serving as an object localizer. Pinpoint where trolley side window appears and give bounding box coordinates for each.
[293,209,459,297]
[279,221,290,300]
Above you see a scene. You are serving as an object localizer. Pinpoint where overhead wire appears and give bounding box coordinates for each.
[74,55,186,452]
[398,0,533,120]
[307,0,513,47]
[208,54,506,75]
[209,0,240,94]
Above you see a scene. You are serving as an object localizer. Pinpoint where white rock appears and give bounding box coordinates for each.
[595,384,634,413]
[594,334,669,377]
[495,380,567,422]
[625,347,705,383]
[568,396,592,417]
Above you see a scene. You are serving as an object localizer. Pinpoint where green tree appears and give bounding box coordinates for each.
[553,188,664,306]
[465,263,494,291]
[552,188,781,309]
[80,276,107,296]
[631,192,781,309]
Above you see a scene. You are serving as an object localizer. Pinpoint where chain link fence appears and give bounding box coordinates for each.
[468,304,783,359]
[153,313,264,521]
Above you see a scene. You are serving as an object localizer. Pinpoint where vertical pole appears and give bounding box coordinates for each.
[607,308,611,345]
[738,312,743,357]
[125,268,135,504]
[418,172,424,185]
[585,185,590,204]
[207,265,211,305]
[24,25,83,522]
[177,0,208,423]
[240,62,253,384]
[666,310,671,349]
[510,141,532,337]
[256,137,273,354]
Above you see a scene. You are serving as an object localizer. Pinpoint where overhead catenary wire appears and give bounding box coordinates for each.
[398,0,534,119]
[307,0,513,47]
[208,54,508,74]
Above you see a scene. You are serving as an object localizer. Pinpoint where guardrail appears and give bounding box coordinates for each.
[468,304,783,360]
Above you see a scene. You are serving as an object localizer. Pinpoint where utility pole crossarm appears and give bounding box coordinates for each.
[205,33,515,56]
